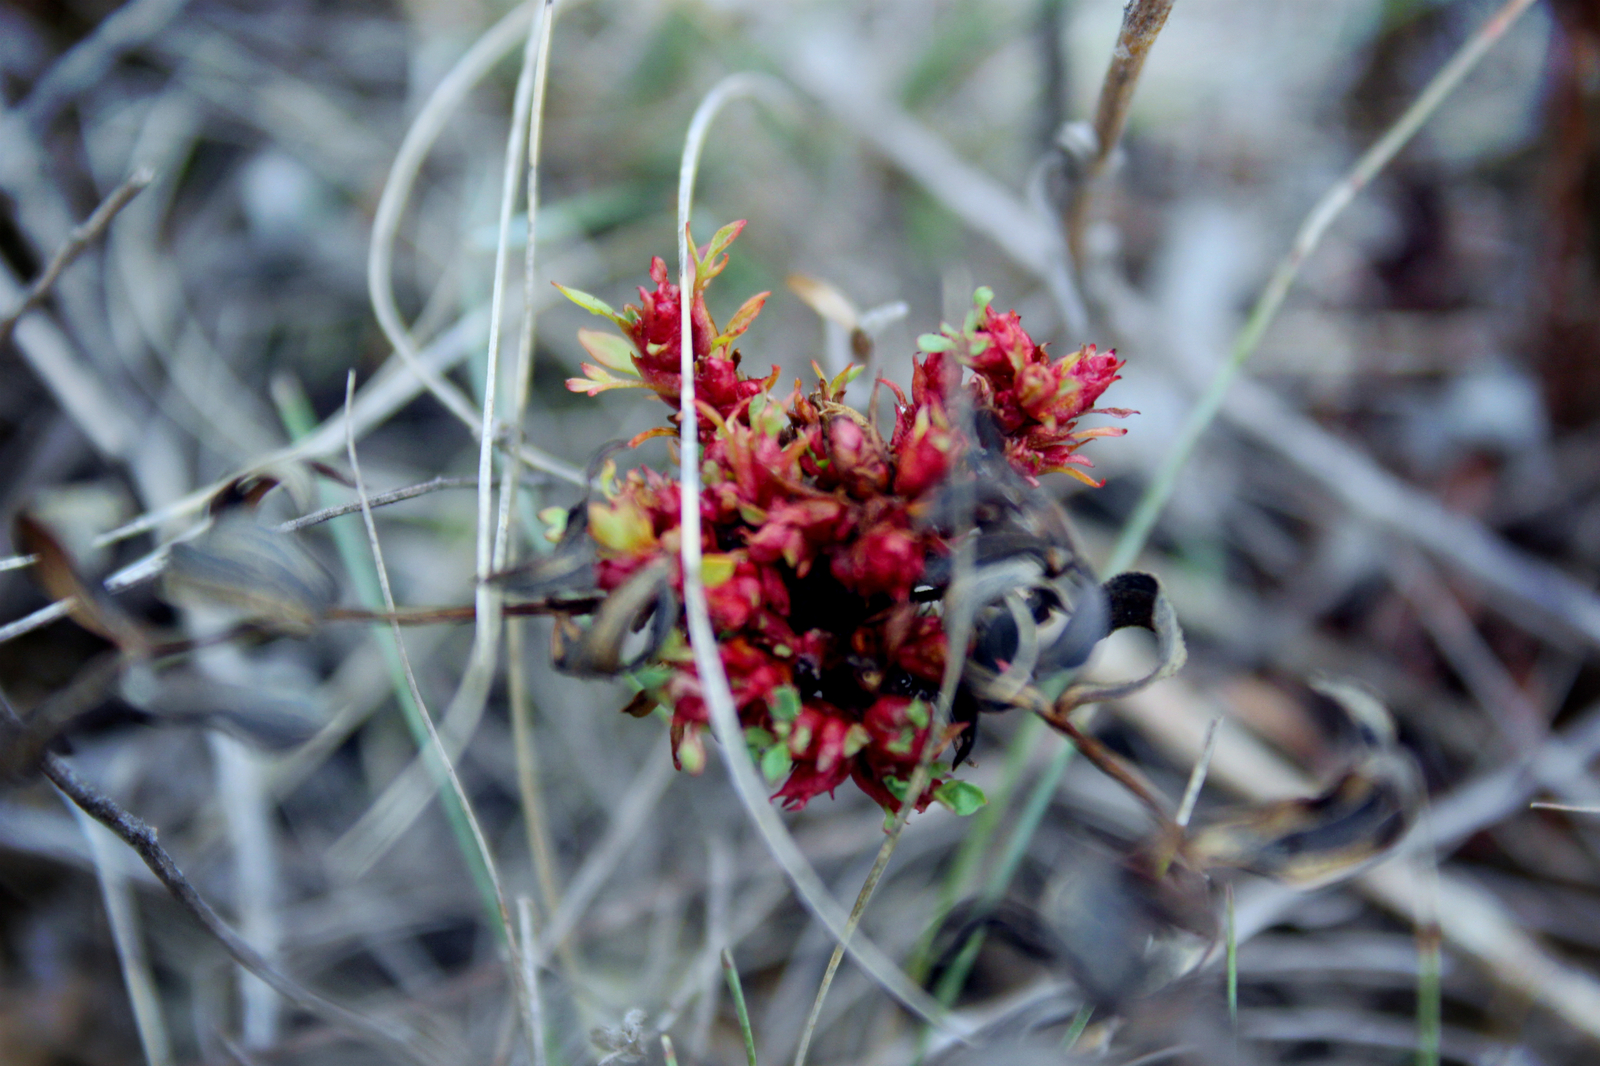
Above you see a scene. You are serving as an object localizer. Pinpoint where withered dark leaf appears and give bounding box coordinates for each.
[14,514,147,652]
[207,475,281,514]
[553,559,676,677]
[1181,682,1419,888]
[1183,756,1418,887]
[164,514,337,635]
[618,690,658,718]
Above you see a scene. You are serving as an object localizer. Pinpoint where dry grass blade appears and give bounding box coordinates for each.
[518,897,548,1066]
[1529,802,1600,814]
[366,7,529,437]
[498,1,568,1002]
[1174,715,1222,830]
[20,0,188,125]
[70,804,173,1066]
[0,253,139,459]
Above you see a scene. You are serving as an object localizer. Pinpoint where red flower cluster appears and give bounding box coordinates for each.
[558,227,1128,814]
[559,220,776,441]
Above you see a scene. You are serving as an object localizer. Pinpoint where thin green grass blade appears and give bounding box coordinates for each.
[273,378,504,935]
[722,950,757,1066]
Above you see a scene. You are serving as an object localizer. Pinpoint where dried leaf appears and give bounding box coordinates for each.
[1058,572,1187,709]
[786,274,859,329]
[1183,757,1418,887]
[163,515,337,635]
[554,558,676,677]
[1182,683,1418,888]
[14,514,146,652]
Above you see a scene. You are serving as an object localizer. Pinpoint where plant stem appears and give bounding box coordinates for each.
[1063,0,1176,270]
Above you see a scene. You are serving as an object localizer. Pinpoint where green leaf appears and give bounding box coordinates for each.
[972,286,994,309]
[552,282,623,325]
[566,365,650,396]
[718,290,770,344]
[627,664,674,692]
[770,685,801,723]
[701,553,738,588]
[828,363,865,394]
[701,219,747,268]
[761,744,792,783]
[905,698,929,729]
[744,726,776,751]
[577,328,639,374]
[918,333,955,353]
[935,780,988,816]
[537,505,568,544]
[883,776,909,800]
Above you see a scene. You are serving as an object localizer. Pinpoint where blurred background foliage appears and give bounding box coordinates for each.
[3,0,1600,1064]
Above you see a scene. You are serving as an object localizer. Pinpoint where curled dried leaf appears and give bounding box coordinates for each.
[1057,572,1187,710]
[14,514,147,652]
[1181,757,1418,887]
[553,558,677,677]
[163,515,337,636]
[1180,683,1419,888]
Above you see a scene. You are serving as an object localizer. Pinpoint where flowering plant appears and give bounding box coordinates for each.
[542,222,1129,814]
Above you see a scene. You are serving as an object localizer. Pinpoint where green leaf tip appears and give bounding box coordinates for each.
[935,780,987,816]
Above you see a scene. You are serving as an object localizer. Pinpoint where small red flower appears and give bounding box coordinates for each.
[775,703,868,809]
[829,504,927,601]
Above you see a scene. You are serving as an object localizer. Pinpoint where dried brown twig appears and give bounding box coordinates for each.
[276,475,478,533]
[1062,0,1176,271]
[0,169,152,348]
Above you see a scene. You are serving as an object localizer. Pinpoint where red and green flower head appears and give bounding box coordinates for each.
[553,225,1130,816]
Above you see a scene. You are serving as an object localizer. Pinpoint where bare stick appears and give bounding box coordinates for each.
[1108,0,1539,575]
[1062,0,1176,270]
[41,751,432,1064]
[276,476,477,533]
[1174,715,1222,829]
[0,169,152,348]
